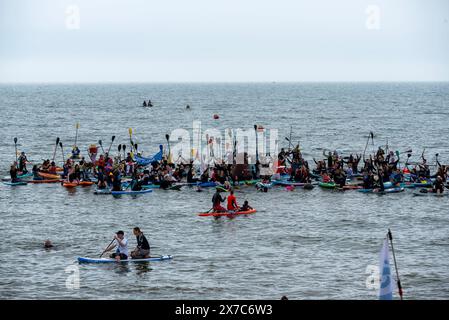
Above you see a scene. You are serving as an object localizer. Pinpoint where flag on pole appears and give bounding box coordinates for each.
[379,238,394,300]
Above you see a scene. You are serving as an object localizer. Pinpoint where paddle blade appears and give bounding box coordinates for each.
[59,142,63,149]
[56,137,60,145]
[165,134,169,141]
[76,122,80,129]
[128,128,132,136]
[134,143,138,151]
[254,124,257,131]
[14,137,17,144]
[118,144,122,152]
[123,145,126,151]
[111,135,116,142]
[99,140,102,146]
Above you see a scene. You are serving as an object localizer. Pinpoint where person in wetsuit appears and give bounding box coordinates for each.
[131,227,150,259]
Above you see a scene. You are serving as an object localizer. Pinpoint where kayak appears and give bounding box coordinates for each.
[413,181,432,188]
[273,181,309,187]
[255,182,273,189]
[78,255,173,263]
[28,179,62,184]
[63,182,78,188]
[413,189,447,197]
[2,172,33,181]
[94,188,112,195]
[318,182,337,189]
[79,181,94,186]
[358,187,405,194]
[38,172,61,180]
[339,185,362,190]
[2,181,27,186]
[111,189,153,195]
[198,209,257,217]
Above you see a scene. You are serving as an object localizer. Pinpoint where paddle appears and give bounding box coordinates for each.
[134,143,138,153]
[118,144,122,157]
[128,128,133,152]
[363,131,373,160]
[52,137,60,161]
[74,122,80,147]
[98,140,105,154]
[166,134,171,163]
[59,142,65,163]
[288,125,292,151]
[99,238,116,258]
[107,135,116,154]
[254,125,259,164]
[13,137,18,167]
[123,144,126,160]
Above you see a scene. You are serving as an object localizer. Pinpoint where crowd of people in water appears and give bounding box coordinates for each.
[7,138,448,198]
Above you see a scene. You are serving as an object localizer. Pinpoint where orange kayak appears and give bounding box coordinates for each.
[28,179,62,184]
[79,181,94,186]
[38,172,61,180]
[198,209,256,217]
[63,182,78,188]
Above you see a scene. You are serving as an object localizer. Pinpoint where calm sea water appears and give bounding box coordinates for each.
[1,83,449,299]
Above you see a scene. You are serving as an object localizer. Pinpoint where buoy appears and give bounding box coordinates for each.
[213,114,219,119]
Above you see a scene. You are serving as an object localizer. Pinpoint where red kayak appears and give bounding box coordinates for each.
[79,181,94,186]
[198,209,257,217]
[63,182,78,188]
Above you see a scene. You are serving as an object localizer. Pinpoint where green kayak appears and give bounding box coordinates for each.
[318,182,337,189]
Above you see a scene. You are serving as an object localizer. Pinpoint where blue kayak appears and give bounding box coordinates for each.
[2,181,27,186]
[111,189,153,195]
[358,187,405,194]
[78,255,173,263]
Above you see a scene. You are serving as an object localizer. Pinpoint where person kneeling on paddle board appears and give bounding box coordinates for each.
[130,227,150,259]
[212,188,226,212]
[227,190,239,211]
[104,231,129,261]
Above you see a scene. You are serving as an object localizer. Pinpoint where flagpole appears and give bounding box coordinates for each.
[388,229,403,300]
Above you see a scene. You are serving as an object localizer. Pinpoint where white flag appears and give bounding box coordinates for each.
[379,239,393,300]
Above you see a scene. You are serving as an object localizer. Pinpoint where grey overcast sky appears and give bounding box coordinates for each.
[0,0,448,82]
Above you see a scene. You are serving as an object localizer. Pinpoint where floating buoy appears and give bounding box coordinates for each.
[213,114,219,119]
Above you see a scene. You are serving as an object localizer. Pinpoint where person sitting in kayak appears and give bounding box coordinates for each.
[104,231,129,261]
[32,165,43,180]
[71,146,81,159]
[48,161,57,175]
[227,190,239,211]
[148,100,153,107]
[143,100,147,107]
[321,172,331,183]
[239,200,253,212]
[390,168,403,187]
[212,188,226,212]
[130,175,142,191]
[130,227,150,259]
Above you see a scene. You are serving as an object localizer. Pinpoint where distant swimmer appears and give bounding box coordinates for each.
[186,105,190,110]
[148,100,153,107]
[143,100,147,107]
[44,239,54,248]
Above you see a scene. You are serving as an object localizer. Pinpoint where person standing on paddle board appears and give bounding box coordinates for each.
[18,152,28,173]
[10,163,19,182]
[227,190,239,211]
[104,231,129,261]
[130,227,150,259]
[212,188,226,212]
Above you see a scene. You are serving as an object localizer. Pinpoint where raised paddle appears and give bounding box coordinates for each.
[59,142,65,163]
[13,137,18,167]
[128,128,133,152]
[52,137,60,161]
[165,134,171,163]
[107,135,116,154]
[74,122,80,147]
[363,131,373,160]
[99,238,116,258]
[123,144,126,159]
[98,140,105,154]
[254,125,259,164]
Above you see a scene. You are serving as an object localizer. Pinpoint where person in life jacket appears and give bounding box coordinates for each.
[227,189,239,211]
[71,146,81,159]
